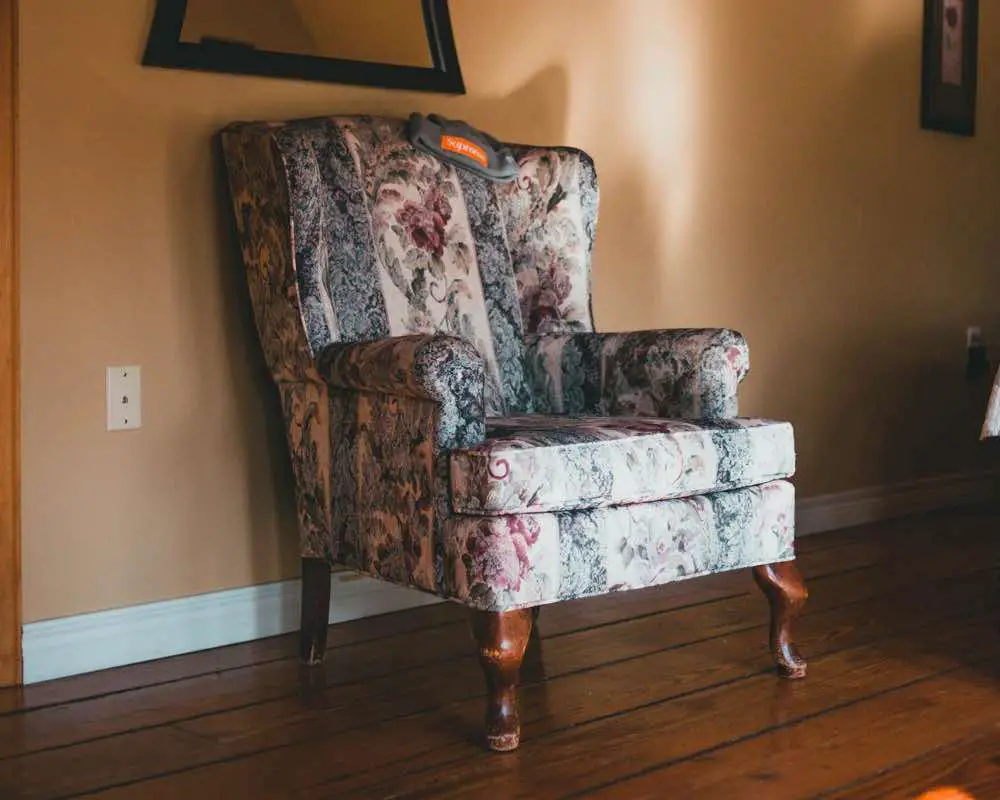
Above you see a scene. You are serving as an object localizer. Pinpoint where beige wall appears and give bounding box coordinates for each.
[20,0,1000,622]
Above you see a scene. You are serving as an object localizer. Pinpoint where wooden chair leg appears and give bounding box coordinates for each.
[753,561,808,679]
[470,608,533,752]
[300,557,331,666]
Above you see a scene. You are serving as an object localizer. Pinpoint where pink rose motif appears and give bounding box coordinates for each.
[725,345,748,378]
[468,516,541,593]
[395,186,452,259]
[522,250,575,331]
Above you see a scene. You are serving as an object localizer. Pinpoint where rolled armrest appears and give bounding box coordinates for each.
[525,328,750,419]
[317,334,486,449]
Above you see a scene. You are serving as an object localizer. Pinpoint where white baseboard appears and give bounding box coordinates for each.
[22,469,1000,685]
[21,570,442,685]
[797,469,1000,536]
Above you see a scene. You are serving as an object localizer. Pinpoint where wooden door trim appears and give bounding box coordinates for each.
[0,0,21,686]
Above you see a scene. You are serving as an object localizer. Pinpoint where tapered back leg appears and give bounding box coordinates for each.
[300,557,332,666]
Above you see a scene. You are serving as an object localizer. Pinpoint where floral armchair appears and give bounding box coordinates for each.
[220,115,807,752]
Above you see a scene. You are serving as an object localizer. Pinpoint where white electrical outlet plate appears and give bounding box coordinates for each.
[107,366,142,431]
[967,326,984,348]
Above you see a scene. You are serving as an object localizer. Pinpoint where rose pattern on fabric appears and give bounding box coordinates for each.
[451,415,795,515]
[465,514,542,594]
[320,334,486,590]
[331,388,441,591]
[395,185,452,258]
[221,114,800,614]
[525,328,751,419]
[445,480,796,612]
[525,251,576,333]
[497,147,598,334]
[318,334,486,450]
[337,117,513,416]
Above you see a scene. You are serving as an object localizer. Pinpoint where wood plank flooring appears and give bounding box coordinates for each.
[0,507,997,799]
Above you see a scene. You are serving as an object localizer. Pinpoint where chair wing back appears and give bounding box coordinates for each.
[499,144,599,335]
[220,114,600,416]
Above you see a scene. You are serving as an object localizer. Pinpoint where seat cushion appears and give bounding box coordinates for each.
[444,480,795,612]
[450,415,795,515]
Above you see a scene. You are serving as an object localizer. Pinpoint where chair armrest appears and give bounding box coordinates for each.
[525,328,750,419]
[317,334,486,449]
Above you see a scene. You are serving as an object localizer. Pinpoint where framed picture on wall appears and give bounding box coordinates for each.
[921,0,979,136]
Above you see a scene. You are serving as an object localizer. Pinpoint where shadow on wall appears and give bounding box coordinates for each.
[166,129,302,592]
[590,166,673,331]
[214,140,302,577]
[191,64,572,588]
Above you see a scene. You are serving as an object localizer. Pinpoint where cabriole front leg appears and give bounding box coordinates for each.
[470,608,533,752]
[753,561,808,679]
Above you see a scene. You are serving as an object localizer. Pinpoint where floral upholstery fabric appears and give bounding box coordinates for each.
[444,480,795,612]
[333,118,535,416]
[222,116,599,416]
[221,123,318,384]
[318,334,486,450]
[329,388,445,593]
[982,367,1000,439]
[318,336,488,592]
[496,147,599,333]
[451,416,794,515]
[526,328,751,420]
[277,380,333,560]
[220,113,800,611]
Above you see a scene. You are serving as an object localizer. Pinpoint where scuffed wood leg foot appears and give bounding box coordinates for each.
[471,608,533,752]
[753,561,808,679]
[300,557,331,666]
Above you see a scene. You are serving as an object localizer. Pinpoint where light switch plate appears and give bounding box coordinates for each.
[107,366,142,431]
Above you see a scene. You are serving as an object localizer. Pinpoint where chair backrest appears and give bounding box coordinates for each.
[220,115,599,416]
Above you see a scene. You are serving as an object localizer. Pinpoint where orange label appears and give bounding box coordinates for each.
[441,135,488,168]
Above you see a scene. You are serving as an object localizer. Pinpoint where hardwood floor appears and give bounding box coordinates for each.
[0,508,997,799]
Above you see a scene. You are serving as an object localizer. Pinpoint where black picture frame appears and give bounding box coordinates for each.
[141,0,465,95]
[920,0,978,136]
